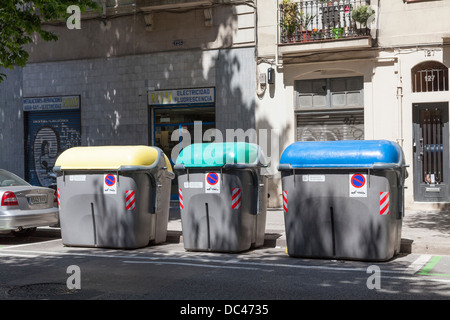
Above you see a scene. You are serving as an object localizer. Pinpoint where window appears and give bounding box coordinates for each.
[295,77,364,110]
[0,170,29,187]
[295,76,364,141]
[412,61,449,93]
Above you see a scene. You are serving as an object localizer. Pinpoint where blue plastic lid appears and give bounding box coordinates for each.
[279,140,403,168]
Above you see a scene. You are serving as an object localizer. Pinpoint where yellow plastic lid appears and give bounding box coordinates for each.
[54,146,173,172]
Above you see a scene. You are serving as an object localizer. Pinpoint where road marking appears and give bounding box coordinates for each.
[3,246,450,281]
[425,273,450,277]
[0,248,421,273]
[418,256,442,275]
[416,256,450,277]
[381,275,450,284]
[123,260,262,271]
[0,248,379,272]
[225,258,241,264]
[0,252,39,258]
[0,238,61,250]
[407,254,432,273]
[123,259,450,284]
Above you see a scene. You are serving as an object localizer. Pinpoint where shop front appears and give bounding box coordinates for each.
[23,95,81,187]
[148,87,216,199]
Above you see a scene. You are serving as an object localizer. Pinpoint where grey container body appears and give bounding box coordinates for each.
[56,169,172,249]
[177,169,267,253]
[282,169,404,261]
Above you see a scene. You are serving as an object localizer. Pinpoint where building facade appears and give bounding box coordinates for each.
[256,0,450,209]
[1,0,260,200]
[1,0,450,209]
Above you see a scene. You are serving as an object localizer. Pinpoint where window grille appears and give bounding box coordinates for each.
[412,62,449,93]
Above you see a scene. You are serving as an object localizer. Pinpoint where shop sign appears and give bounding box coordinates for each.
[23,96,80,111]
[149,87,215,105]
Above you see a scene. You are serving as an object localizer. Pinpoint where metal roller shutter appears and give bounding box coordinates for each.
[296,109,364,141]
[25,110,81,186]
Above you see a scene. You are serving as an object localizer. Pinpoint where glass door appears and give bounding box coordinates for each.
[151,105,215,199]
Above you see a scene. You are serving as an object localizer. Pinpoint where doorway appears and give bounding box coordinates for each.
[412,102,449,202]
[151,105,216,199]
[25,109,81,187]
[152,105,215,160]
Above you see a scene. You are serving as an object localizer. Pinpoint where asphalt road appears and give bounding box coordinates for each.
[0,228,449,313]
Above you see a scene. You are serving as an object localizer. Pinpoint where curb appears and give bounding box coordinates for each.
[36,227,448,256]
[165,230,287,249]
[167,231,450,256]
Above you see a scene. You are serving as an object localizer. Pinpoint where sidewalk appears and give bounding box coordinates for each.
[401,209,450,255]
[167,205,450,256]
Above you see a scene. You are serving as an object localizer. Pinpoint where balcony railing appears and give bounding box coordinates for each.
[279,0,373,44]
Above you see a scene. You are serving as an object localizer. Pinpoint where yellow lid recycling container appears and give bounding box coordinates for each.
[53,145,174,249]
[54,145,172,172]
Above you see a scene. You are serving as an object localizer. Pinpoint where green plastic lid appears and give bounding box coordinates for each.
[175,142,267,168]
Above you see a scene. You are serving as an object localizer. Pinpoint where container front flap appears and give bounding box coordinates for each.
[279,140,403,168]
[176,142,267,168]
[54,146,170,171]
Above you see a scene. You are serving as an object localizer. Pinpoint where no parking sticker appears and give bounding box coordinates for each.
[349,173,367,197]
[205,172,220,193]
[104,174,117,194]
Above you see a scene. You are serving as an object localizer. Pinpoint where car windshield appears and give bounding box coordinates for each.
[0,170,30,187]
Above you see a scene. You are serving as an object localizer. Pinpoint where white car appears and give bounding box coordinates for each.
[0,169,59,237]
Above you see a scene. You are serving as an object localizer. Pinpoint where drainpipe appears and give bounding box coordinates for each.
[396,54,404,148]
[276,0,282,68]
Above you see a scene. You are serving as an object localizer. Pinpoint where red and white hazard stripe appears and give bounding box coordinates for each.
[380,191,389,215]
[232,188,241,209]
[283,190,288,213]
[179,188,184,210]
[126,190,136,211]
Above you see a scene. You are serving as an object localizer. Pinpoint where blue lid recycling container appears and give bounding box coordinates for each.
[279,140,407,261]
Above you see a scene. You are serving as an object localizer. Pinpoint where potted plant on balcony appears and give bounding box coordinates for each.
[312,28,323,41]
[280,0,300,42]
[351,5,375,36]
[300,12,316,42]
[319,0,334,7]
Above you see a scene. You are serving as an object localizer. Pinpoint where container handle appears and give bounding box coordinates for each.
[145,173,157,214]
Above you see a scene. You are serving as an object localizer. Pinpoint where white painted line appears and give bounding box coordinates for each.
[2,247,442,283]
[407,254,433,273]
[0,252,39,258]
[0,238,61,250]
[126,260,450,285]
[123,260,261,271]
[0,249,140,260]
[0,249,372,272]
[382,275,450,284]
[225,258,241,264]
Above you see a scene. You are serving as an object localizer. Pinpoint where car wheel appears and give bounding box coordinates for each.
[12,227,37,237]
